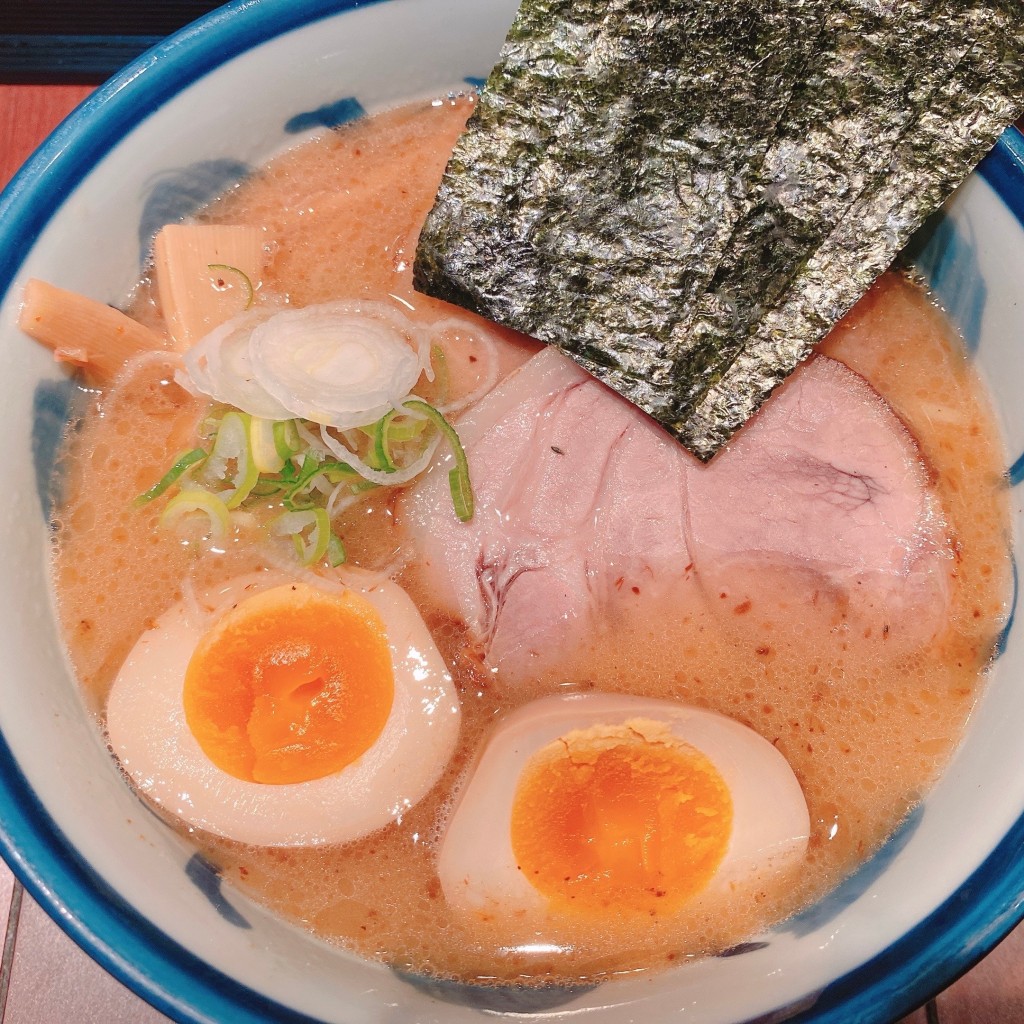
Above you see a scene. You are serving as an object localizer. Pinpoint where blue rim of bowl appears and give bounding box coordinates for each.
[1,1,1024,1019]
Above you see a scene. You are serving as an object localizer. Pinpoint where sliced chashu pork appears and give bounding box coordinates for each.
[401,347,950,677]
[686,355,950,632]
[403,347,691,670]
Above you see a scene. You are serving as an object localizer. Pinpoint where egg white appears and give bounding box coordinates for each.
[106,570,461,846]
[437,692,810,919]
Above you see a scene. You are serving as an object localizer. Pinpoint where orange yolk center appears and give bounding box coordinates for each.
[510,721,733,917]
[183,583,395,785]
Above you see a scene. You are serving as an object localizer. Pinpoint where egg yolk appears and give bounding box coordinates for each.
[183,583,394,785]
[510,720,733,917]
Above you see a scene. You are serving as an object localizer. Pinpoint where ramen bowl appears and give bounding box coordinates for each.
[0,1,1023,1022]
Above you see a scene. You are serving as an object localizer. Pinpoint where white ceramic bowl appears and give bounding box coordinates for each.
[0,3,1023,1022]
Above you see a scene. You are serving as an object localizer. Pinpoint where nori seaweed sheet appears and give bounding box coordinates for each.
[415,0,827,418]
[681,0,1024,458]
[673,0,956,423]
[415,0,1024,459]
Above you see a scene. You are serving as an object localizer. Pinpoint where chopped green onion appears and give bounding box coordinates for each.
[402,399,474,522]
[348,478,381,495]
[387,417,428,442]
[144,374,474,564]
[160,489,231,540]
[327,533,347,567]
[208,263,255,310]
[321,460,360,483]
[280,453,326,508]
[361,411,426,445]
[372,411,399,473]
[250,417,285,474]
[134,448,207,506]
[202,410,260,509]
[271,507,332,566]
[281,459,362,509]
[273,419,301,461]
[249,479,287,498]
[448,467,474,523]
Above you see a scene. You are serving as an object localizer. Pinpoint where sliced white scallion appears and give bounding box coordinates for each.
[248,301,426,429]
[181,310,294,421]
[249,417,285,474]
[318,421,442,488]
[201,410,260,509]
[429,318,502,417]
[273,419,301,461]
[270,507,333,566]
[326,482,364,519]
[160,490,231,540]
[180,301,429,431]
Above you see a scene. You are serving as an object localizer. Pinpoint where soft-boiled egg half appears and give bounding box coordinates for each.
[437,693,809,921]
[106,570,460,846]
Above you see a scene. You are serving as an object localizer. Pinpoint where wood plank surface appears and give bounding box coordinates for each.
[0,84,92,186]
[0,3,224,82]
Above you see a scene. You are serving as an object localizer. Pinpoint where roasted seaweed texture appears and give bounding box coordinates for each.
[414,0,1024,459]
[677,0,958,430]
[682,0,1024,457]
[415,0,827,420]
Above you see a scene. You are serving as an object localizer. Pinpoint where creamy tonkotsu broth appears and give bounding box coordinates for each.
[50,96,1011,985]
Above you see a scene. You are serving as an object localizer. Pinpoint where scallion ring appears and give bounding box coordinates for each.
[401,399,474,522]
[273,419,301,461]
[159,489,231,540]
[134,448,207,506]
[270,507,332,566]
[371,410,399,473]
[208,263,255,310]
[327,533,347,567]
[201,410,260,509]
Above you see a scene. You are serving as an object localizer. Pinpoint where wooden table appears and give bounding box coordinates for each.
[2,82,1023,1024]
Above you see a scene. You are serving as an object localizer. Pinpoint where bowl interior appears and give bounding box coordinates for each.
[0,3,1023,1023]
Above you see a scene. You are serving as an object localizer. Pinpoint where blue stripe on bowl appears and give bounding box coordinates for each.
[791,801,1024,1023]
[979,125,1024,227]
[994,553,1017,660]
[1,10,1024,1023]
[284,96,367,134]
[780,807,923,941]
[30,378,82,521]
[904,211,986,353]
[138,158,254,265]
